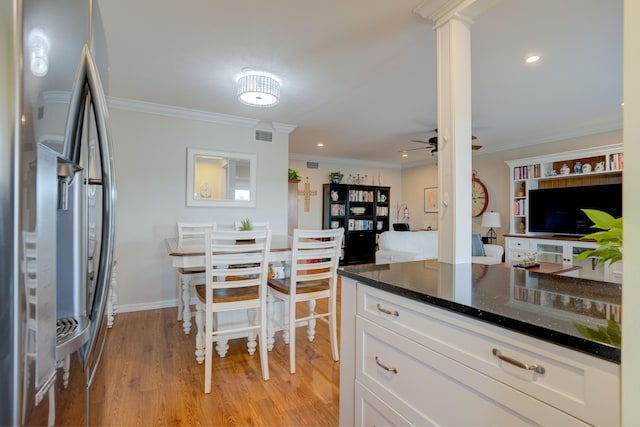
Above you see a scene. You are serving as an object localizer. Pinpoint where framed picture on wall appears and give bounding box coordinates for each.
[424,187,438,213]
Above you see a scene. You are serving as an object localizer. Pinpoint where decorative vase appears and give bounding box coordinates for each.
[560,163,570,175]
[332,177,340,184]
[574,161,582,173]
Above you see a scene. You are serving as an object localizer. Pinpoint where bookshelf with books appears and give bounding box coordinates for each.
[323,183,390,264]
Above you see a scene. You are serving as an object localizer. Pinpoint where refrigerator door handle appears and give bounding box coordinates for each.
[63,44,116,381]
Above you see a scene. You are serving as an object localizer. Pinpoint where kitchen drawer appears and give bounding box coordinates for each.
[355,381,412,427]
[357,284,619,426]
[356,316,588,426]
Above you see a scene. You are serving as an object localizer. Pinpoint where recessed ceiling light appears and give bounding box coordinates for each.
[402,153,408,158]
[525,55,540,64]
[317,142,324,147]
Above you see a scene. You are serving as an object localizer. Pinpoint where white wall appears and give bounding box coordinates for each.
[400,162,438,231]
[288,156,402,229]
[109,104,290,311]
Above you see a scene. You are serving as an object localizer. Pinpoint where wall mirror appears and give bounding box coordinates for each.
[186,148,256,207]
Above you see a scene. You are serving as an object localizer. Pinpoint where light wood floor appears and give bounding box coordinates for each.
[56,289,341,426]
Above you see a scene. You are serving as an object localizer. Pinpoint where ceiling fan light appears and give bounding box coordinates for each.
[237,72,280,107]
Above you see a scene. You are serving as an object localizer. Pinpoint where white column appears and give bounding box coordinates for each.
[415,0,500,264]
[434,17,473,264]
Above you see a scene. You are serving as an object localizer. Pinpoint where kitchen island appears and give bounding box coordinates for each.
[338,260,621,426]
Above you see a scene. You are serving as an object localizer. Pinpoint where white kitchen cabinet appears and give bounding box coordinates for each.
[339,277,620,426]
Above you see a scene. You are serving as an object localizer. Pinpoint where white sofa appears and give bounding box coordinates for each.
[375,230,439,264]
[375,230,503,265]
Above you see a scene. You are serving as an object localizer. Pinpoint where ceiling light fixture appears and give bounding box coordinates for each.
[237,70,280,107]
[525,55,540,63]
[28,28,50,77]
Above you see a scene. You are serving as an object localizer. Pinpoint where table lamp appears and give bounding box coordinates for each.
[481,211,501,244]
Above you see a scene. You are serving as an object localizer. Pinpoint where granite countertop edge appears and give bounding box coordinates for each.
[338,267,620,364]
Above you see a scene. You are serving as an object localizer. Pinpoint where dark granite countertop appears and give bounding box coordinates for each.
[338,260,621,363]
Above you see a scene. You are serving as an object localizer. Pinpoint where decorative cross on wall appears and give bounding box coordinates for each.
[298,177,317,212]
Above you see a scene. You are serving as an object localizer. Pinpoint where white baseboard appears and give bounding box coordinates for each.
[114,299,178,314]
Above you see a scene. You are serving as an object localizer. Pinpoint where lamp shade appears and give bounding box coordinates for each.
[237,72,280,107]
[481,212,501,228]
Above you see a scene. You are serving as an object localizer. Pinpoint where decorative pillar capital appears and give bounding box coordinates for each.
[413,0,502,29]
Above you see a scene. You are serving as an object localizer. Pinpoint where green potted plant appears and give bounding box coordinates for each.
[236,218,254,243]
[328,171,344,184]
[574,209,623,267]
[237,218,252,231]
[573,208,622,346]
[288,168,301,182]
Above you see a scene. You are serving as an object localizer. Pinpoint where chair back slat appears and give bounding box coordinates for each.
[290,228,344,285]
[204,229,272,292]
[177,222,217,247]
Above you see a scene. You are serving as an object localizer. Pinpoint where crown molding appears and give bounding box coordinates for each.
[107,97,261,128]
[289,152,402,170]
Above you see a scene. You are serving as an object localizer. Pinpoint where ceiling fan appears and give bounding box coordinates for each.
[405,129,482,153]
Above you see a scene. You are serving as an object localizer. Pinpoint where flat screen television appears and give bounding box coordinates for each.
[528,183,622,236]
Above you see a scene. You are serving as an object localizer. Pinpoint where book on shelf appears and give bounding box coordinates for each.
[331,204,345,216]
[376,206,388,216]
[609,153,623,171]
[348,219,373,231]
[513,164,541,180]
[348,189,374,202]
[513,199,526,216]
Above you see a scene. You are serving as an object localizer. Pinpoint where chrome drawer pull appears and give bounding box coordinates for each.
[376,304,399,317]
[492,348,545,375]
[375,356,398,374]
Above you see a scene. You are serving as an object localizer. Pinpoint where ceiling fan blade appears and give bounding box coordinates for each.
[410,139,432,145]
[472,144,482,150]
[400,146,431,153]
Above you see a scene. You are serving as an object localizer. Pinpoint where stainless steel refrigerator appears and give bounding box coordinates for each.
[1,0,117,425]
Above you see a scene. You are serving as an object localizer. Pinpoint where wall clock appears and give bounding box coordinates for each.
[472,171,489,217]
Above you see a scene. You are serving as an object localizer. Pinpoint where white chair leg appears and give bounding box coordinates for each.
[194,306,205,364]
[266,292,276,351]
[61,355,70,388]
[259,305,270,380]
[204,322,213,394]
[289,298,296,374]
[329,296,339,361]
[307,299,317,342]
[283,299,290,345]
[246,308,257,355]
[47,384,55,427]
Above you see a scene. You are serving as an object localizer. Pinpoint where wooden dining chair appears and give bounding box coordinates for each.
[175,222,216,333]
[267,228,344,374]
[193,228,272,393]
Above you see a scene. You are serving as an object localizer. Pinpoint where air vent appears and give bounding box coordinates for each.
[306,162,319,169]
[255,130,273,142]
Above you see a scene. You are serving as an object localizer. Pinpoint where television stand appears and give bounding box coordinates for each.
[504,234,621,283]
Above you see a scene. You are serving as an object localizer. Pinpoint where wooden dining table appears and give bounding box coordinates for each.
[164,235,293,361]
